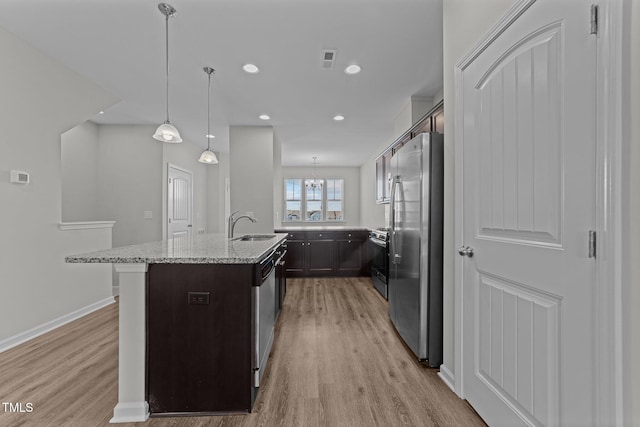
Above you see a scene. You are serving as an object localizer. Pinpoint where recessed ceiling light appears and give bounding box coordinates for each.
[243,64,260,74]
[259,114,270,120]
[345,64,362,75]
[333,115,345,121]
[206,134,215,139]
[98,111,104,114]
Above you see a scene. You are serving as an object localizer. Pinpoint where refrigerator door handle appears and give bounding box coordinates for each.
[389,175,399,264]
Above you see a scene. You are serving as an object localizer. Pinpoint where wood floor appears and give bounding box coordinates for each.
[0,277,486,427]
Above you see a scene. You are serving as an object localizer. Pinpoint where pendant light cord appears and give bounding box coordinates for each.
[207,72,211,150]
[165,13,170,123]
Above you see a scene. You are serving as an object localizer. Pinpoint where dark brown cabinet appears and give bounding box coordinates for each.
[337,238,364,274]
[146,241,287,416]
[284,240,305,274]
[375,151,392,204]
[279,230,368,277]
[307,238,335,274]
[147,263,253,415]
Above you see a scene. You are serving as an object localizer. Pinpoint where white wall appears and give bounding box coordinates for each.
[442,0,514,381]
[359,157,386,229]
[209,151,229,234]
[0,25,117,344]
[281,166,361,228]
[229,126,275,234]
[61,121,100,221]
[273,132,284,228]
[97,125,163,247]
[394,96,433,138]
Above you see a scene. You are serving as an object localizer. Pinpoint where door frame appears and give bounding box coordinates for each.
[452,0,626,425]
[166,163,194,240]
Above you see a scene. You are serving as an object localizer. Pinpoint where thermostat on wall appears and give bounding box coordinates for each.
[10,170,29,184]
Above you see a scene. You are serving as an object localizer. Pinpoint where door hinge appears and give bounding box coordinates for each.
[590,4,599,35]
[589,230,597,258]
[169,178,172,184]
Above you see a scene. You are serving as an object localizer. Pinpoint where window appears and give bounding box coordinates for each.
[325,179,343,221]
[285,179,302,221]
[284,178,344,222]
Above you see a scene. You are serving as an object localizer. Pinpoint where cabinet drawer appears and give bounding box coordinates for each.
[335,230,367,241]
[284,231,305,240]
[306,231,338,240]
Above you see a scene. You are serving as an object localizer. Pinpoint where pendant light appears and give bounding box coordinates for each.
[153,3,182,143]
[198,67,219,164]
[308,156,320,190]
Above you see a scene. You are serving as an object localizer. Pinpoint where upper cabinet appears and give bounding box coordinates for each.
[375,101,443,204]
[375,150,393,204]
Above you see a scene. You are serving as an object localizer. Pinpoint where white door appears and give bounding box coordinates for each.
[458,1,596,426]
[167,164,193,239]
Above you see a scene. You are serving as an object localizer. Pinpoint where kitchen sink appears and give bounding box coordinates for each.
[232,234,276,241]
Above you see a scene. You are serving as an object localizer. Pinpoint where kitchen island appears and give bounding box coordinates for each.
[66,233,288,423]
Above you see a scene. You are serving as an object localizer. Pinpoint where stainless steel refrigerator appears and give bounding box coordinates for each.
[389,132,443,366]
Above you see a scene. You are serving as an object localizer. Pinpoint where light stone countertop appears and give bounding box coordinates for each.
[65,233,288,264]
[275,225,370,231]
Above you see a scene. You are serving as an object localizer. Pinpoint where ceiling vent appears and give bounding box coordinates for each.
[321,49,337,69]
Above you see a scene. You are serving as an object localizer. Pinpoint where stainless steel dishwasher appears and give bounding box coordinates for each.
[252,249,277,388]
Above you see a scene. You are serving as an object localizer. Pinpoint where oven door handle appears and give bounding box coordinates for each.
[369,238,387,248]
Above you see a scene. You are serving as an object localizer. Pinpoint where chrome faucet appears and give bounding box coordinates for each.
[228,210,257,238]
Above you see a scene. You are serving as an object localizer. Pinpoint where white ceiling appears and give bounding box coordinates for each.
[1,0,443,167]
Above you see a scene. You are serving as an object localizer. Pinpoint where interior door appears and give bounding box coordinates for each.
[167,164,193,239]
[458,1,596,425]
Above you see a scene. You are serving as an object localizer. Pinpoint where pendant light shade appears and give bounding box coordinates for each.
[153,122,182,143]
[153,3,182,143]
[199,66,219,164]
[198,149,218,164]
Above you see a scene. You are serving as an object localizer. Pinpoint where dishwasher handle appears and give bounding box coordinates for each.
[260,258,275,282]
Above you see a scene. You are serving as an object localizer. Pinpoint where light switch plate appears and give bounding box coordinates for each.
[144,211,152,219]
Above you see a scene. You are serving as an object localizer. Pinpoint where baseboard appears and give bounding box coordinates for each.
[110,401,149,423]
[438,363,456,393]
[0,296,115,353]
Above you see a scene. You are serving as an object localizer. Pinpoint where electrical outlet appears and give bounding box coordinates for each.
[188,292,210,305]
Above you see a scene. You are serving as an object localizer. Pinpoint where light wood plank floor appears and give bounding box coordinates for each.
[0,277,486,427]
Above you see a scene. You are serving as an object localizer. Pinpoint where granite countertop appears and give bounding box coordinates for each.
[275,225,370,231]
[65,233,288,264]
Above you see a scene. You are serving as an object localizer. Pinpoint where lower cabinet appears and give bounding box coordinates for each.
[147,241,287,416]
[336,238,364,274]
[147,263,254,415]
[279,230,368,277]
[307,239,335,275]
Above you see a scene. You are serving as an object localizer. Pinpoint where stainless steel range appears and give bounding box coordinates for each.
[369,228,389,299]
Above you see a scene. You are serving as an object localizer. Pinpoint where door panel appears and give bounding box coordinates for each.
[476,22,562,247]
[459,1,596,426]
